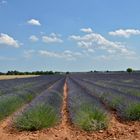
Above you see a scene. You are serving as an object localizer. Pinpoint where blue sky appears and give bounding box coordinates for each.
[0,0,140,72]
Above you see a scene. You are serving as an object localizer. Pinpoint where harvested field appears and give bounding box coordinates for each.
[0,75,39,80]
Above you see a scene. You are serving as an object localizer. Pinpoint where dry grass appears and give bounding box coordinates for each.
[0,75,39,80]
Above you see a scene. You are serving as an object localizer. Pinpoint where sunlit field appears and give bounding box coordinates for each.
[0,75,38,80]
[0,72,140,140]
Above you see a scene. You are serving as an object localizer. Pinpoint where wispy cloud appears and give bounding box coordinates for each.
[93,54,138,61]
[109,29,140,38]
[39,50,82,60]
[27,19,41,26]
[80,28,93,33]
[0,33,20,48]
[0,0,7,6]
[42,33,63,43]
[29,35,39,42]
[23,50,36,58]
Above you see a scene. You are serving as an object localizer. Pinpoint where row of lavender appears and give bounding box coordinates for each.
[67,77,109,131]
[14,78,65,130]
[0,76,60,96]
[0,76,41,95]
[70,73,140,120]
[0,75,63,121]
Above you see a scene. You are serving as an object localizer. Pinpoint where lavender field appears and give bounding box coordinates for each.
[0,73,140,136]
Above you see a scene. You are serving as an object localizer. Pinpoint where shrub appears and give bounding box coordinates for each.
[120,103,140,120]
[14,104,58,131]
[75,104,108,131]
[0,95,24,120]
[101,93,123,109]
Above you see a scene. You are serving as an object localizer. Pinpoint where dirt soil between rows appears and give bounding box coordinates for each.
[0,82,140,140]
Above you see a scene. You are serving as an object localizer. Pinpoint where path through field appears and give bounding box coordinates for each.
[0,81,140,140]
[58,81,73,138]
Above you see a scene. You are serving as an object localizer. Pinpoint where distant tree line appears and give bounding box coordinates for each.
[88,68,135,74]
[0,70,62,75]
[0,68,138,75]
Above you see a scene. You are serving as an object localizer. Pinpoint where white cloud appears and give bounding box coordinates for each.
[63,50,82,57]
[39,50,61,58]
[77,41,93,49]
[80,28,93,33]
[109,29,140,38]
[93,55,113,61]
[69,30,136,58]
[50,33,62,37]
[27,19,41,26]
[29,35,39,42]
[39,50,82,60]
[42,33,63,43]
[0,33,20,48]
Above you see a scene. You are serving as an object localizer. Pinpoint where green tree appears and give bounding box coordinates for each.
[127,68,133,74]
